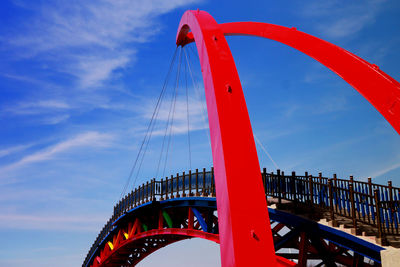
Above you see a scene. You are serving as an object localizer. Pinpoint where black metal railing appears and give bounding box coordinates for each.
[83,167,399,266]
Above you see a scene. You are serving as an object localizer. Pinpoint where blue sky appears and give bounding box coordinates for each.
[0,0,399,266]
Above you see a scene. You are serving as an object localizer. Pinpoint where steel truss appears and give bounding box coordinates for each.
[87,198,384,267]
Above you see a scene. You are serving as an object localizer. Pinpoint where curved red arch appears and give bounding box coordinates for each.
[92,229,219,267]
[220,22,400,134]
[176,10,294,267]
[176,9,400,267]
[182,21,400,134]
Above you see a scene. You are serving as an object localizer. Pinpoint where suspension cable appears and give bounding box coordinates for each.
[162,47,183,177]
[186,44,277,171]
[253,133,279,169]
[120,47,178,199]
[156,48,181,178]
[184,46,192,170]
[184,45,212,148]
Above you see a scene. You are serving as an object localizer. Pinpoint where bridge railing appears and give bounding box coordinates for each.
[262,169,400,238]
[84,168,399,266]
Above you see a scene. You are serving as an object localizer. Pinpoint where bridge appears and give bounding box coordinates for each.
[83,169,399,266]
[83,10,400,267]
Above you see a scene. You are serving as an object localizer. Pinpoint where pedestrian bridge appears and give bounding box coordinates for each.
[83,168,399,267]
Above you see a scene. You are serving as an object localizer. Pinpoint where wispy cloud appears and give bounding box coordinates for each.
[371,161,400,178]
[282,94,348,118]
[4,100,71,115]
[0,143,35,158]
[41,114,71,125]
[6,0,200,89]
[141,96,209,136]
[0,131,114,173]
[0,213,106,231]
[302,0,387,39]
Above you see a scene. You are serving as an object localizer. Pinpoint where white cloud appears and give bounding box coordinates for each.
[141,95,209,136]
[303,0,386,39]
[0,213,106,231]
[4,99,71,115]
[0,143,35,158]
[74,54,132,88]
[7,0,200,88]
[41,114,71,125]
[0,131,114,173]
[371,161,400,178]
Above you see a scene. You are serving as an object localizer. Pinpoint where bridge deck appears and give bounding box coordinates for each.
[84,168,400,266]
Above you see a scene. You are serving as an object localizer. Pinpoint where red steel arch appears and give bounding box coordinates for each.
[92,228,219,267]
[219,22,400,134]
[176,9,400,267]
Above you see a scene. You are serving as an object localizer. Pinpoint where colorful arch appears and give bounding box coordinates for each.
[176,9,400,267]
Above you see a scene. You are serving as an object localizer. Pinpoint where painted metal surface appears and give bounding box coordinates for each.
[95,229,218,267]
[219,22,400,135]
[268,208,384,263]
[86,197,384,267]
[89,198,221,267]
[176,10,400,267]
[85,9,400,267]
[176,10,280,266]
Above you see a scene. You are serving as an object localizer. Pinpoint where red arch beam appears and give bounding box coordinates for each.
[221,22,400,134]
[181,21,400,134]
[176,10,295,267]
[176,9,400,267]
[93,229,219,267]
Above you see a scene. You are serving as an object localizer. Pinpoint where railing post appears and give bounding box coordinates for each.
[318,172,323,206]
[142,183,145,204]
[133,188,137,207]
[189,170,192,196]
[176,173,180,198]
[145,181,149,202]
[128,192,132,210]
[126,194,129,211]
[368,177,373,196]
[202,168,206,197]
[304,171,308,203]
[121,198,125,214]
[388,181,394,233]
[308,174,313,204]
[170,175,174,199]
[195,168,199,196]
[152,178,156,201]
[140,184,143,204]
[137,186,140,205]
[277,169,282,204]
[349,183,358,234]
[328,179,337,227]
[135,187,138,206]
[270,171,274,196]
[182,171,186,197]
[138,185,141,204]
[262,168,267,193]
[374,189,385,244]
[291,171,296,202]
[160,178,164,201]
[131,191,135,209]
[166,177,169,200]
[367,177,373,226]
